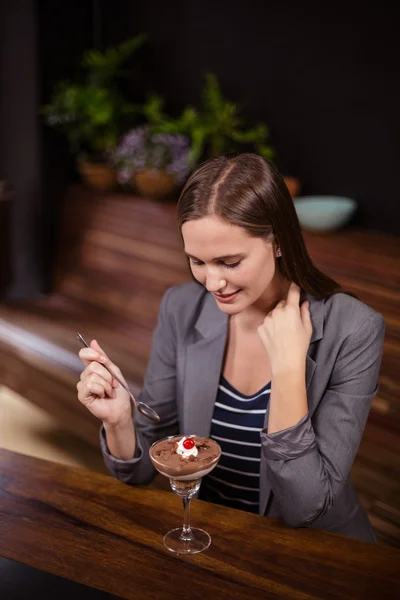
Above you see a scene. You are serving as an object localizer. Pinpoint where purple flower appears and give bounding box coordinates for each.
[111,126,191,184]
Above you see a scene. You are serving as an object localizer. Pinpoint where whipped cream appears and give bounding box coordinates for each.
[176,437,198,459]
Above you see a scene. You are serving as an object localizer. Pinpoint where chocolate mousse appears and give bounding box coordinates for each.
[149,435,221,480]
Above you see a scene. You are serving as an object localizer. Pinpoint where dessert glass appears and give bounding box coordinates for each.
[149,435,221,555]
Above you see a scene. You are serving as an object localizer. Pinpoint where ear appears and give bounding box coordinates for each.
[272,236,281,257]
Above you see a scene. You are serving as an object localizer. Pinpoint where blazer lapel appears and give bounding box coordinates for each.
[182,293,228,436]
[303,291,323,417]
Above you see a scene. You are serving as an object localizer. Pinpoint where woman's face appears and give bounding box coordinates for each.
[181,215,281,315]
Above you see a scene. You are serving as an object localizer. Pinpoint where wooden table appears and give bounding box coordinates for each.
[0,449,399,599]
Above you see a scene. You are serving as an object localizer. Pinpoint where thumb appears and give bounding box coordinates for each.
[300,301,312,327]
[90,338,104,352]
[90,339,109,361]
[90,339,121,377]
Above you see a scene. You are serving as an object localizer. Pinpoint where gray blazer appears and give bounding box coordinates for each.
[101,281,385,542]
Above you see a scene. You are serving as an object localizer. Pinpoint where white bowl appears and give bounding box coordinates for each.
[294,195,357,232]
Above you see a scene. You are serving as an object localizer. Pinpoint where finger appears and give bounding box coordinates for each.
[77,379,91,401]
[82,361,113,385]
[275,299,286,310]
[90,339,108,359]
[90,339,120,373]
[81,379,105,399]
[85,373,114,399]
[83,379,111,398]
[300,300,312,326]
[77,380,104,402]
[286,282,301,306]
[78,348,106,366]
[79,351,120,388]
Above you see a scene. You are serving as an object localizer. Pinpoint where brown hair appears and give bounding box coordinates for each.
[177,153,351,298]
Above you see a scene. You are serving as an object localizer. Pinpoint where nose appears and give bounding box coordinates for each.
[206,272,227,293]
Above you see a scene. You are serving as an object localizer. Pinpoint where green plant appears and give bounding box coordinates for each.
[139,95,203,167]
[43,83,136,156]
[200,73,275,160]
[42,36,144,159]
[81,35,145,86]
[139,73,275,166]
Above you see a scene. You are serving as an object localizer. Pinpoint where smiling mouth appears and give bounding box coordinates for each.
[214,290,241,300]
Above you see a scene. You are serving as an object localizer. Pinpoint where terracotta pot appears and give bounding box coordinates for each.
[78,160,117,192]
[133,169,178,199]
[283,176,301,198]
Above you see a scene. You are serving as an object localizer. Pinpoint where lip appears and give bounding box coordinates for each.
[214,290,241,303]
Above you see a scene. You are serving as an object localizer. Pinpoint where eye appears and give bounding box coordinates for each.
[189,259,241,269]
[190,259,204,267]
[224,261,241,269]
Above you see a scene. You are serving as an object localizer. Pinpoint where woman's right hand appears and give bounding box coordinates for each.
[77,339,132,427]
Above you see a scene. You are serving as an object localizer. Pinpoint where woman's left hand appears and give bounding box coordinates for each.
[257,282,313,374]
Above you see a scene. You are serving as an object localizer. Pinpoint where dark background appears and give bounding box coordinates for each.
[0,0,399,297]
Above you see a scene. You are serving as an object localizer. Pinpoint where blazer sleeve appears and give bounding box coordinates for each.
[260,312,386,527]
[100,287,179,485]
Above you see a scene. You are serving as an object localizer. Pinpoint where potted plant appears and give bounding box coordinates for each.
[139,74,300,196]
[111,125,192,198]
[139,74,274,163]
[42,36,144,191]
[198,74,300,196]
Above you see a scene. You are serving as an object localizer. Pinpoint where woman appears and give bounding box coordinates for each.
[77,154,385,542]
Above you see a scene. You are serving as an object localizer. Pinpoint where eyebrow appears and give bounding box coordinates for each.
[185,252,244,261]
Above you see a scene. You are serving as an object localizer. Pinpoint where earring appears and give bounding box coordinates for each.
[277,250,282,257]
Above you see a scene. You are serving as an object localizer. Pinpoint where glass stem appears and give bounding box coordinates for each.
[181,495,194,541]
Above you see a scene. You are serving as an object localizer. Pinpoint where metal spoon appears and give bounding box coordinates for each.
[76,332,161,423]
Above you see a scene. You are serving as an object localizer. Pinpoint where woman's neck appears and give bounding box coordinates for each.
[232,276,291,332]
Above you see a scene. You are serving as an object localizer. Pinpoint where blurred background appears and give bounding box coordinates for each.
[0,0,399,547]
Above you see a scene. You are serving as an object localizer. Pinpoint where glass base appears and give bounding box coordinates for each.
[163,527,211,555]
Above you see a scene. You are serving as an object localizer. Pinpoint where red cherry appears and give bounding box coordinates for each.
[183,438,195,449]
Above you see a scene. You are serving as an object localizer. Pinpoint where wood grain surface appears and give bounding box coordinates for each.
[0,449,399,599]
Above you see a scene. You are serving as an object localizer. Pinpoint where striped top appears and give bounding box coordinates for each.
[199,375,271,514]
